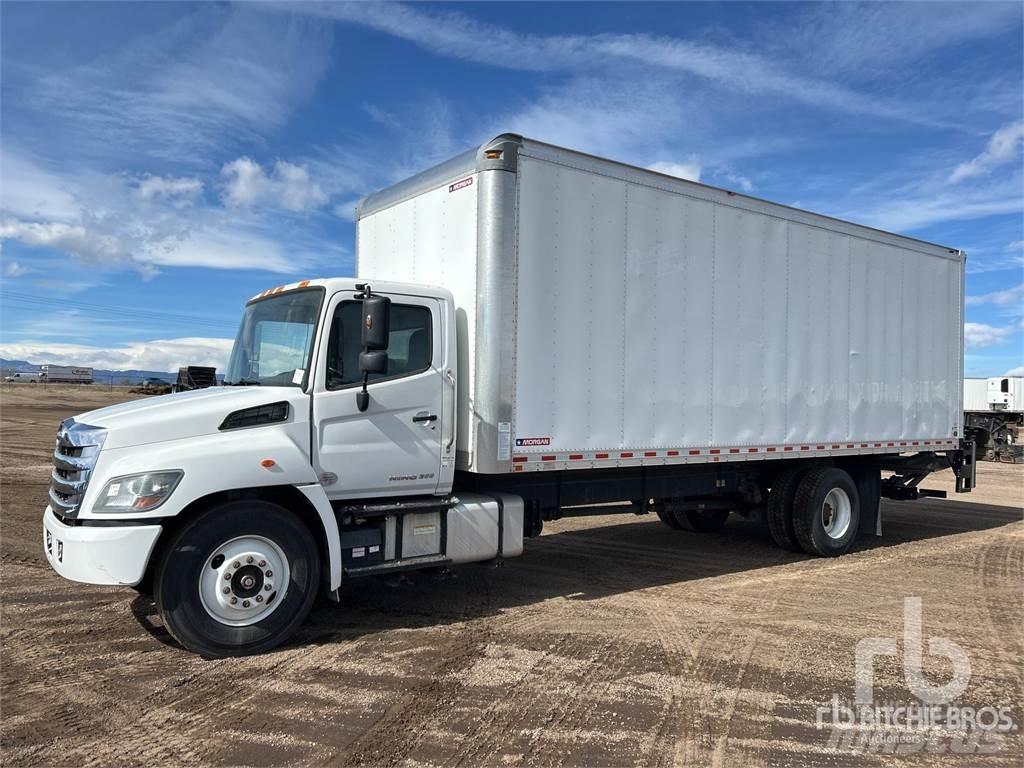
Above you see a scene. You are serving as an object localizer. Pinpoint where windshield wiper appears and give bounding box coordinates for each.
[226,378,262,386]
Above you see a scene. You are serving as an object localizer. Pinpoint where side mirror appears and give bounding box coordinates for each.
[355,291,390,412]
[359,350,388,375]
[361,295,390,350]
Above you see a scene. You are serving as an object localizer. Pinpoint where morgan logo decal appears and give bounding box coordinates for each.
[448,177,473,193]
[515,437,551,447]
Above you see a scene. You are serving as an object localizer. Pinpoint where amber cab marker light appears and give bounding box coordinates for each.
[484,149,502,159]
[260,459,277,468]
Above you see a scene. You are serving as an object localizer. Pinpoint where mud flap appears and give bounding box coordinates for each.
[850,460,882,537]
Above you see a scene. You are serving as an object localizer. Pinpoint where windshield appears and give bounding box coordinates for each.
[224,289,323,386]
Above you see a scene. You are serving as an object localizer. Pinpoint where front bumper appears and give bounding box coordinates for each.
[42,506,162,586]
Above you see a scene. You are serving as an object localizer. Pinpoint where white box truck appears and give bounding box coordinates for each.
[964,376,1023,462]
[42,135,975,656]
[40,365,93,384]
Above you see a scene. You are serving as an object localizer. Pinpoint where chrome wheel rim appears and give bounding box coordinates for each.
[199,536,289,627]
[821,488,852,539]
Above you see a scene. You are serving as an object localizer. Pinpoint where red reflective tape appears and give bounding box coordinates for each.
[512,456,527,463]
[801,446,810,451]
[816,445,825,450]
[709,449,721,455]
[620,452,634,458]
[644,451,657,457]
[689,449,701,455]
[541,455,556,461]
[569,454,583,461]
[729,448,740,454]
[831,444,840,449]
[899,442,907,447]
[911,441,919,446]
[887,442,895,447]
[783,446,794,452]
[767,447,777,452]
[667,450,679,456]
[874,443,882,447]
[748,448,758,453]
[595,452,609,459]
[923,441,930,446]
[846,444,854,448]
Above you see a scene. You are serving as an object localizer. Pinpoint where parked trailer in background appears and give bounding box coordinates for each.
[964,376,1023,463]
[42,134,975,657]
[40,366,92,384]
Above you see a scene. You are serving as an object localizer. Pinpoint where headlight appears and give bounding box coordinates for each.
[94,471,183,513]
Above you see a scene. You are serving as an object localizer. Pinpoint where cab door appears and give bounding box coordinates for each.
[311,291,445,498]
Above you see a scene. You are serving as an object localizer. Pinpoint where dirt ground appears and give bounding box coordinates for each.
[2,386,1022,767]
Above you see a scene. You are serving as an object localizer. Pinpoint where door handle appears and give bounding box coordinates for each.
[412,413,438,423]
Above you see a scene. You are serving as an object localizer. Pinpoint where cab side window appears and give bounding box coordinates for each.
[326,302,432,389]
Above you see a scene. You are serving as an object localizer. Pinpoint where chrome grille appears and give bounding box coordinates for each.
[48,419,106,519]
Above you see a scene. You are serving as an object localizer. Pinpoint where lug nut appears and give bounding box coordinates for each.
[265,570,273,578]
[222,586,230,594]
[230,597,237,605]
[223,573,231,581]
[264,584,272,591]
[232,561,240,569]
[246,556,254,564]
[242,600,250,608]
[258,560,266,567]
[255,595,264,603]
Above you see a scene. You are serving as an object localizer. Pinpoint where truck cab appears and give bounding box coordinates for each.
[42,278,515,657]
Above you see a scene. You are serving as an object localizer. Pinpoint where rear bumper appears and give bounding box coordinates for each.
[42,506,162,586]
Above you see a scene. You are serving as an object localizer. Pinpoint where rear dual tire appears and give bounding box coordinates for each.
[769,466,861,557]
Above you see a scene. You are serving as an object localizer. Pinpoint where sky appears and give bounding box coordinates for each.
[1,1,1022,376]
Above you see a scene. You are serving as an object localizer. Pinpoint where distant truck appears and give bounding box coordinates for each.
[40,366,93,384]
[173,366,218,392]
[42,134,975,657]
[964,376,1023,463]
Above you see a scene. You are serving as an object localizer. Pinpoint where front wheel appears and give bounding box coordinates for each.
[155,500,320,657]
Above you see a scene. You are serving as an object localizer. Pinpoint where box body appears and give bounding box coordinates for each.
[357,136,965,474]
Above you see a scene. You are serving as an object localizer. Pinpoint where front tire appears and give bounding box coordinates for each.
[792,468,860,557]
[155,500,320,658]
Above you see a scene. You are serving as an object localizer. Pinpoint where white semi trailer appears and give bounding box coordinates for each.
[964,376,1023,462]
[41,365,93,384]
[43,135,975,656]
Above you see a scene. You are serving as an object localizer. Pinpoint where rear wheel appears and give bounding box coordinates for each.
[155,500,320,657]
[767,467,806,551]
[792,468,860,557]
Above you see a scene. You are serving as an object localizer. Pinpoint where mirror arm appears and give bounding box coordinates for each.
[356,372,370,412]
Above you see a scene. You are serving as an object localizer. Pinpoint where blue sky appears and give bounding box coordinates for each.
[1,1,1022,375]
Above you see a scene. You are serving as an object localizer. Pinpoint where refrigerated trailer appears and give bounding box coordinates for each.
[43,134,975,656]
[40,365,92,384]
[964,376,1023,463]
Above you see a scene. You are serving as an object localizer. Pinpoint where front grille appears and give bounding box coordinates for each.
[48,419,106,519]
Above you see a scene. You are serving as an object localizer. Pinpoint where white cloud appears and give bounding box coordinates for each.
[3,260,30,278]
[1008,240,1024,251]
[1006,365,1024,376]
[0,337,233,373]
[137,175,203,205]
[0,220,122,263]
[966,283,1024,308]
[949,121,1024,183]
[649,158,702,183]
[19,6,333,163]
[283,2,963,129]
[964,322,1015,348]
[0,149,81,223]
[221,158,327,212]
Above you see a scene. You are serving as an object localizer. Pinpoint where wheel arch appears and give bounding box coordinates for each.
[145,484,341,592]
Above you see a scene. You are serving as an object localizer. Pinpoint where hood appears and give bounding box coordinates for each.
[75,387,310,450]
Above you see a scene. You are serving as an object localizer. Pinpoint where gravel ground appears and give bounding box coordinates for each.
[1,386,1022,767]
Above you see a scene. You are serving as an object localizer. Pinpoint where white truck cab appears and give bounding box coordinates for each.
[43,135,974,657]
[43,278,515,657]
